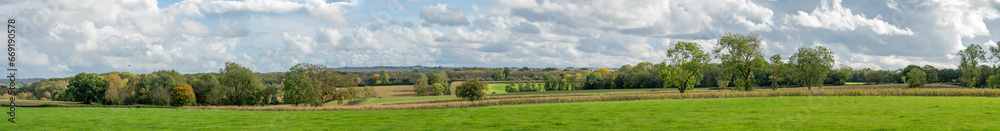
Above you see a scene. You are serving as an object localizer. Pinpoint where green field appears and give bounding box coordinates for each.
[6,96,1000,130]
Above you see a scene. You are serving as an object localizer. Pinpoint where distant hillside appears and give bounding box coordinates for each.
[0,78,47,87]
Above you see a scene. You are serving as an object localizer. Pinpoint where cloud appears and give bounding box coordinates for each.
[4,0,1000,78]
[786,0,914,35]
[420,3,469,26]
[490,0,775,36]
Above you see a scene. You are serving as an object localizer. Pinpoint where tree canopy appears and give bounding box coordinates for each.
[713,33,766,91]
[661,41,710,93]
[789,46,835,90]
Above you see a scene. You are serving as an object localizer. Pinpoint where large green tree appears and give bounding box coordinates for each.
[219,62,264,105]
[713,33,766,91]
[789,46,835,90]
[660,41,710,94]
[283,63,322,106]
[959,44,986,87]
[66,73,109,104]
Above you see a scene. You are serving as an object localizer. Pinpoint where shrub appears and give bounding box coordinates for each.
[456,79,487,101]
[171,83,197,107]
[987,75,1000,89]
[40,97,49,101]
[431,83,447,95]
[907,69,926,88]
[505,82,519,93]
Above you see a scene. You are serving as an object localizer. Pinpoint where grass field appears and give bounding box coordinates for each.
[846,82,866,85]
[6,96,1000,130]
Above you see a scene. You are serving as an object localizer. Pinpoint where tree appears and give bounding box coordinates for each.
[455,79,487,101]
[899,65,923,80]
[102,74,128,105]
[922,65,939,83]
[867,70,884,84]
[716,70,732,91]
[789,46,835,90]
[959,44,986,87]
[769,54,784,90]
[432,83,448,95]
[190,74,223,105]
[219,62,264,105]
[660,41,710,94]
[66,73,109,104]
[597,68,611,74]
[379,69,391,84]
[907,68,927,88]
[713,33,766,91]
[283,64,321,106]
[412,73,429,96]
[170,83,196,107]
[492,70,505,81]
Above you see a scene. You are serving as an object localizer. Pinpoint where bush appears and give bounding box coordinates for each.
[455,79,487,101]
[987,75,1000,89]
[171,83,197,107]
[431,83,447,95]
[505,82,519,93]
[907,69,926,88]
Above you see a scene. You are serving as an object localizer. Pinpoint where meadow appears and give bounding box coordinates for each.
[5,96,1000,130]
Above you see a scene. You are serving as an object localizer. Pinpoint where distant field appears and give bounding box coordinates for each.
[360,95,455,105]
[369,85,417,98]
[846,82,866,85]
[8,97,1000,130]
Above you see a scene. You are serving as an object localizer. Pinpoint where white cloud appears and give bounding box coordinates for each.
[490,0,775,36]
[420,3,469,26]
[787,0,914,35]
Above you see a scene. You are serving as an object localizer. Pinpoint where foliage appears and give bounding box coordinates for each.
[170,83,196,107]
[716,70,732,90]
[102,74,128,105]
[504,81,519,93]
[769,54,784,90]
[906,69,926,88]
[959,44,985,87]
[412,73,429,96]
[455,79,487,101]
[866,69,884,84]
[219,62,265,105]
[431,83,448,95]
[713,33,766,91]
[789,46,835,90]
[66,73,109,104]
[189,74,224,105]
[988,75,1000,89]
[283,64,321,106]
[922,65,939,83]
[661,41,710,93]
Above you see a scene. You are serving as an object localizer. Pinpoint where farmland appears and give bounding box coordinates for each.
[6,96,1000,130]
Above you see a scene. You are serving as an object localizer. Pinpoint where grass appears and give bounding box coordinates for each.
[486,83,509,94]
[6,96,1000,130]
[493,88,683,96]
[846,82,866,85]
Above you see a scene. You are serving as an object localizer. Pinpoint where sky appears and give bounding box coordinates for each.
[0,0,999,78]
